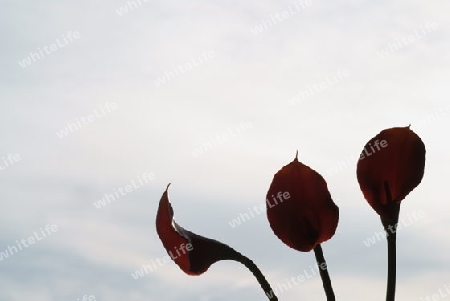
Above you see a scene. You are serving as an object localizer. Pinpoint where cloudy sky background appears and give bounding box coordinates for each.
[1,0,449,300]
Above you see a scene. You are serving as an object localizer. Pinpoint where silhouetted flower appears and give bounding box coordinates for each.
[156,184,280,300]
[266,153,339,252]
[156,184,238,275]
[356,126,426,221]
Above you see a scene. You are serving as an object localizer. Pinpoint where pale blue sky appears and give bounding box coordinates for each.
[0,1,449,300]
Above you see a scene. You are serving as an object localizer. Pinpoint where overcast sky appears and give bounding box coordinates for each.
[1,1,449,300]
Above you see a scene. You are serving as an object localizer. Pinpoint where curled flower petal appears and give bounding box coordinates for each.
[356,126,426,220]
[266,154,339,252]
[156,184,237,275]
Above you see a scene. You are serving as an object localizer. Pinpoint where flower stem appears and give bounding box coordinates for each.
[314,244,335,301]
[233,251,278,301]
[381,182,400,301]
[384,227,397,301]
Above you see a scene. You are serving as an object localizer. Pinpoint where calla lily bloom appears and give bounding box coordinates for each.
[356,126,426,221]
[357,126,426,301]
[156,184,279,300]
[156,184,237,275]
[266,153,339,252]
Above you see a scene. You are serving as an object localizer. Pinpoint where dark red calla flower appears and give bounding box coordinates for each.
[266,153,339,252]
[356,126,426,221]
[156,184,237,275]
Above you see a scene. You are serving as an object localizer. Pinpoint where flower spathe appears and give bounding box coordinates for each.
[356,126,426,221]
[266,153,339,252]
[156,184,237,275]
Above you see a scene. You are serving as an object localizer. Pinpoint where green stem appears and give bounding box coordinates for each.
[314,244,335,301]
